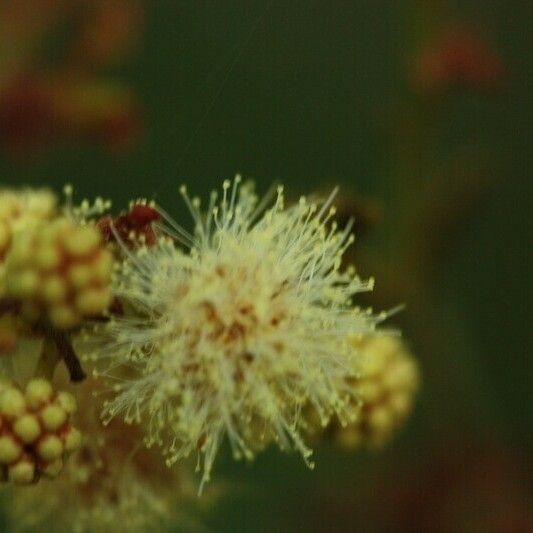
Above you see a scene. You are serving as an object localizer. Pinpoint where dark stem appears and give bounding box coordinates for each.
[51,329,86,382]
[0,298,20,316]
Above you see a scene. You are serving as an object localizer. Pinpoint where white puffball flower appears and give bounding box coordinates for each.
[94,177,383,491]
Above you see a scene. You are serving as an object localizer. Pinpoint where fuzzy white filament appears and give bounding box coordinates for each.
[95,177,380,492]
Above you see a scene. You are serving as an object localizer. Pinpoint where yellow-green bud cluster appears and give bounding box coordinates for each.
[3,218,113,329]
[0,189,57,261]
[0,377,81,484]
[335,335,420,450]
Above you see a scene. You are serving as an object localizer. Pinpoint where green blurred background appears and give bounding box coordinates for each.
[0,1,531,531]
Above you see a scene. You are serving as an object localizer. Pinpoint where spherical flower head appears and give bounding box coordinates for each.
[334,335,420,450]
[0,377,81,485]
[96,177,381,490]
[7,375,199,533]
[3,217,113,329]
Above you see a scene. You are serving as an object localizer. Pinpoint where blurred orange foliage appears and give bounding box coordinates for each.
[0,0,142,153]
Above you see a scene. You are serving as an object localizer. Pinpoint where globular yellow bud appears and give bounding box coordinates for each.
[390,393,412,417]
[6,269,38,298]
[40,275,67,303]
[387,360,417,389]
[62,226,100,257]
[6,237,33,266]
[56,392,77,415]
[8,457,36,484]
[356,380,381,403]
[25,379,53,410]
[67,264,92,288]
[331,335,420,451]
[40,404,67,432]
[41,458,63,478]
[13,414,41,444]
[48,304,80,330]
[75,287,112,316]
[0,388,26,419]
[0,435,22,464]
[35,246,60,271]
[91,251,114,282]
[23,189,56,216]
[37,435,63,461]
[334,426,362,450]
[368,405,393,432]
[63,426,82,452]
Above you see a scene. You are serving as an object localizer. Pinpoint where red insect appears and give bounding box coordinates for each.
[98,204,160,247]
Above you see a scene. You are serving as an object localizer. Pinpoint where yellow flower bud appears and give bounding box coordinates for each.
[35,246,61,271]
[91,250,113,282]
[5,235,33,266]
[75,287,112,316]
[0,388,26,419]
[0,435,22,464]
[63,226,100,257]
[368,405,393,432]
[37,435,64,462]
[334,426,362,450]
[63,426,82,452]
[40,404,67,432]
[67,264,92,288]
[8,457,36,484]
[56,392,77,415]
[41,275,67,303]
[390,392,412,417]
[6,269,39,298]
[47,304,80,330]
[13,414,41,444]
[25,379,53,410]
[41,458,63,478]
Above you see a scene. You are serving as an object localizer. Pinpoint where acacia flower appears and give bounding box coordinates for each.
[94,177,383,490]
[332,335,420,450]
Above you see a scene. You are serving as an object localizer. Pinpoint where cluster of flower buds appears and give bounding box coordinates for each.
[334,335,420,450]
[6,376,197,532]
[3,217,113,329]
[0,377,81,484]
[0,189,57,261]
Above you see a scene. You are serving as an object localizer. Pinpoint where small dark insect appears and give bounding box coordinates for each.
[97,204,160,247]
